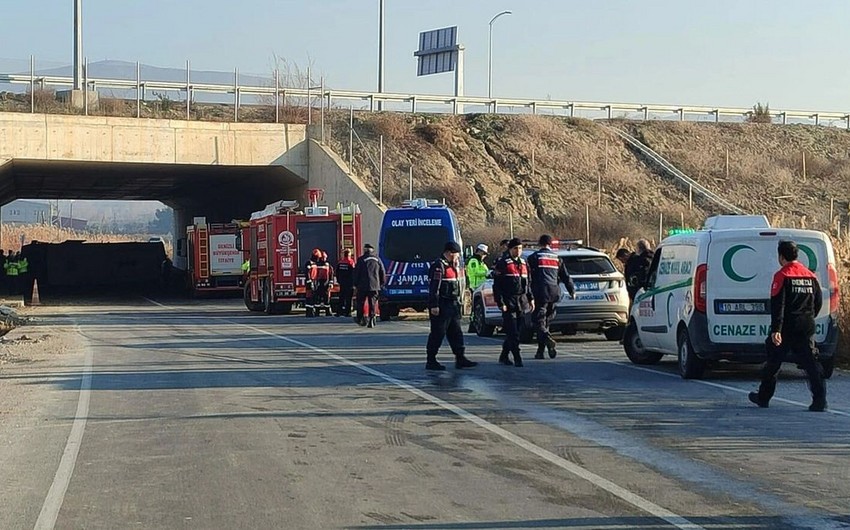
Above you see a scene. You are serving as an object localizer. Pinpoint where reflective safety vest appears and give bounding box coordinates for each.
[17,258,28,274]
[5,261,18,277]
[465,255,489,290]
[241,260,250,273]
[310,261,332,282]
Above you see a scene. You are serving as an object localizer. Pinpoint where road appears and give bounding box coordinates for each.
[0,298,848,530]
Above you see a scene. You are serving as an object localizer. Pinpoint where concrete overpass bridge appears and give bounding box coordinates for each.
[0,112,383,261]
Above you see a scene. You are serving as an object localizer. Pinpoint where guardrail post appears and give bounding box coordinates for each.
[493,100,498,114]
[642,106,648,121]
[410,96,416,113]
[781,112,787,125]
[713,110,720,123]
[568,104,574,118]
[606,105,612,120]
[531,101,537,115]
[678,108,684,121]
[369,94,374,112]
[845,115,850,130]
[813,114,820,126]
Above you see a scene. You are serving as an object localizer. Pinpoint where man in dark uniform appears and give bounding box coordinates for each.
[353,243,386,328]
[425,241,478,371]
[750,240,826,411]
[335,249,356,317]
[492,238,534,367]
[527,235,575,359]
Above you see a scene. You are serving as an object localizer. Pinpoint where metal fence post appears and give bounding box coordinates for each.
[84,57,89,116]
[307,66,312,125]
[320,76,325,144]
[234,68,239,123]
[275,69,280,124]
[136,61,141,118]
[186,60,191,120]
[349,106,354,170]
[30,55,34,113]
[379,135,384,204]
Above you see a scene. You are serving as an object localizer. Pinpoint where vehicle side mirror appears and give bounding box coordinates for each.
[235,233,242,252]
[176,238,185,257]
[463,245,473,259]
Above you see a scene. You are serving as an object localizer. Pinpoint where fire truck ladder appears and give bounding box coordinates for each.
[197,226,210,279]
[339,203,359,252]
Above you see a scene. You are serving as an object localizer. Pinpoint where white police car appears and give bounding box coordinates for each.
[471,240,629,342]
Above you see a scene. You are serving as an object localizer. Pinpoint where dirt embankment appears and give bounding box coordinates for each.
[323,112,850,365]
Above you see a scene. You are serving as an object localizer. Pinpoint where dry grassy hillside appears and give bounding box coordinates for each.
[324,111,850,365]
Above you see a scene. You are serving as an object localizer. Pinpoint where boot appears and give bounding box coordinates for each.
[367,316,376,328]
[748,392,769,408]
[426,353,446,371]
[499,345,513,366]
[547,337,558,359]
[455,349,478,369]
[809,398,827,412]
[513,351,523,368]
[534,343,545,360]
[355,315,366,326]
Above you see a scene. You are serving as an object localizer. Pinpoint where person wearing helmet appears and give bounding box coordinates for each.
[307,249,334,317]
[304,248,322,317]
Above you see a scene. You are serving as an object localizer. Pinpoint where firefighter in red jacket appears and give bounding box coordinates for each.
[305,248,334,317]
[425,241,478,371]
[335,249,355,317]
[749,240,826,411]
[492,238,534,367]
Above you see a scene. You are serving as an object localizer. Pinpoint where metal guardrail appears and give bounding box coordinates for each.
[2,68,850,127]
[609,127,748,215]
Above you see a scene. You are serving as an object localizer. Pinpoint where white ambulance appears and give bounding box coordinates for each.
[623,215,840,379]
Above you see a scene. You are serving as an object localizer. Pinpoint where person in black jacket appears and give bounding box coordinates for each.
[624,239,653,302]
[425,241,478,371]
[527,235,575,359]
[335,249,356,317]
[353,243,386,328]
[750,240,826,411]
[492,238,534,367]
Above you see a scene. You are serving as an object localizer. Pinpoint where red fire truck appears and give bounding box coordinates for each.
[242,189,361,314]
[186,218,250,296]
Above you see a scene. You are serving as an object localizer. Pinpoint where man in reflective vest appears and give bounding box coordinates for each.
[307,249,334,317]
[527,234,575,359]
[492,238,534,367]
[425,241,478,371]
[335,249,355,317]
[465,243,490,333]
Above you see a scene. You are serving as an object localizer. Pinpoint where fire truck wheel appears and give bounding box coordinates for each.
[277,302,293,315]
[263,281,278,315]
[244,283,263,312]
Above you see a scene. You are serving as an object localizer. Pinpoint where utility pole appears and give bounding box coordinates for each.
[74,0,83,90]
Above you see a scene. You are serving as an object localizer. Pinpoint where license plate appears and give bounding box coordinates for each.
[575,282,598,291]
[576,293,606,300]
[716,302,766,314]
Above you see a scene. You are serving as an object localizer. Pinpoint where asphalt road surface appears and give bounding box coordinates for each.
[1,297,848,530]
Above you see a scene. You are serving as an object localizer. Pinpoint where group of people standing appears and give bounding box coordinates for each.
[425,235,576,371]
[303,244,386,328]
[1,250,28,295]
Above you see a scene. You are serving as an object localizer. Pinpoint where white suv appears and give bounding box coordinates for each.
[471,244,629,342]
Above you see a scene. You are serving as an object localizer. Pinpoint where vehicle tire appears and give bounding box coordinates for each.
[623,322,663,365]
[821,357,834,380]
[604,325,626,342]
[561,324,578,336]
[244,282,263,312]
[474,300,495,337]
[379,303,398,321]
[677,327,705,379]
[277,302,293,315]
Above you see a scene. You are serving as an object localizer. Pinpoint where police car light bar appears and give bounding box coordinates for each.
[401,198,444,209]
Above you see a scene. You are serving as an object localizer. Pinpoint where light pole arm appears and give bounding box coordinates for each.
[487,10,512,101]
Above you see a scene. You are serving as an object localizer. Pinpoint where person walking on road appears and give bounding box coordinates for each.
[527,235,575,359]
[353,243,386,328]
[335,249,356,317]
[749,240,827,412]
[492,238,534,367]
[425,241,478,371]
[465,243,490,333]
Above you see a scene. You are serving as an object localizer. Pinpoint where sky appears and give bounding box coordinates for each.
[2,0,849,111]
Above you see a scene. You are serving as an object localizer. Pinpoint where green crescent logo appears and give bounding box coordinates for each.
[798,244,818,272]
[666,292,674,328]
[722,245,756,282]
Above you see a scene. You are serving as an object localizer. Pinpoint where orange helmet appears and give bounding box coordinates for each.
[311,248,322,259]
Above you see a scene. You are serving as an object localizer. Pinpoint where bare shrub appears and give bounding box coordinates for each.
[416,122,453,150]
[363,113,411,144]
[747,102,772,124]
[31,89,64,113]
[95,97,129,117]
[419,180,478,210]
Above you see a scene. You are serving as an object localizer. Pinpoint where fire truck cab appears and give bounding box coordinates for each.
[242,189,361,315]
[185,218,249,296]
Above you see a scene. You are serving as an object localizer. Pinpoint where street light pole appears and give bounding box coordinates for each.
[487,10,512,102]
[74,0,83,90]
[377,0,385,111]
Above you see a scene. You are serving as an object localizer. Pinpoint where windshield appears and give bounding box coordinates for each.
[382,226,449,262]
[561,255,616,275]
